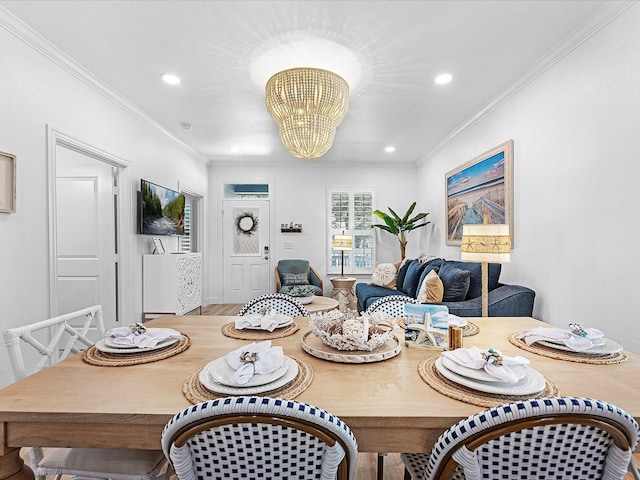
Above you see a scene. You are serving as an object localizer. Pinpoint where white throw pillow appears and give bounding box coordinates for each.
[370,262,399,289]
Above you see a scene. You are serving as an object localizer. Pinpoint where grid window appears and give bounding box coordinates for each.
[327,188,374,275]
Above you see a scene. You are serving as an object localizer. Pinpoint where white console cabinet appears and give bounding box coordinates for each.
[143,253,202,319]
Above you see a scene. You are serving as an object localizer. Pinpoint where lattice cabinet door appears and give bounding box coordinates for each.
[143,253,202,319]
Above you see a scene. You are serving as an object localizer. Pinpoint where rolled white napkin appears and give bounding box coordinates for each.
[105,327,182,348]
[235,312,292,332]
[441,346,530,383]
[519,326,604,352]
[447,314,468,327]
[225,340,285,386]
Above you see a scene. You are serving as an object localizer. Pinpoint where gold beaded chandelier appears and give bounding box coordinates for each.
[265,67,349,159]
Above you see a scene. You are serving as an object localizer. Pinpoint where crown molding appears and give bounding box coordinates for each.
[417,0,637,166]
[0,7,207,165]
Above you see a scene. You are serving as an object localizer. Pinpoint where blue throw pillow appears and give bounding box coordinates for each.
[417,263,441,294]
[401,260,427,298]
[438,264,471,302]
[395,259,413,293]
[440,260,501,300]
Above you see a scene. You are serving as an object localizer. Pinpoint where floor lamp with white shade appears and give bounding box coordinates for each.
[460,224,511,317]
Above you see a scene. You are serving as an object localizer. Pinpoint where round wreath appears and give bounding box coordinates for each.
[236,212,259,235]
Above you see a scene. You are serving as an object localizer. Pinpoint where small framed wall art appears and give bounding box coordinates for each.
[0,151,16,213]
[445,140,514,246]
[152,237,165,254]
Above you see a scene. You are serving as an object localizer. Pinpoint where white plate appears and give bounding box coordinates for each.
[243,317,294,330]
[435,357,546,396]
[440,356,528,383]
[95,336,181,354]
[202,355,289,387]
[103,332,182,349]
[199,356,299,395]
[537,338,623,355]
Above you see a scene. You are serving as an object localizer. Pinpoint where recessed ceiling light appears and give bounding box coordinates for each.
[229,146,240,153]
[385,146,396,153]
[435,73,452,85]
[161,73,181,85]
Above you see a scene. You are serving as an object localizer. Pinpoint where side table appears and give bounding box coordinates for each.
[330,277,357,313]
[305,296,339,314]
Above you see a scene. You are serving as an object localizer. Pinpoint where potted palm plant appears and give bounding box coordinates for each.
[372,202,430,260]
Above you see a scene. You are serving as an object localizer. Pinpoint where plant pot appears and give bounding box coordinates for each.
[294,295,314,305]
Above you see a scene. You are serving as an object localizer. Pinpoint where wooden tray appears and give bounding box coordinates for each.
[301,331,402,363]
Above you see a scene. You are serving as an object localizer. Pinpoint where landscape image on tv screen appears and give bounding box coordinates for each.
[140,179,185,235]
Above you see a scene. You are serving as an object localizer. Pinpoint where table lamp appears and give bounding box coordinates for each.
[460,224,511,317]
[332,231,353,278]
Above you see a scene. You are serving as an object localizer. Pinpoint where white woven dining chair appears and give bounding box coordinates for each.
[3,305,170,480]
[238,292,310,317]
[401,397,639,480]
[162,396,359,480]
[365,295,418,318]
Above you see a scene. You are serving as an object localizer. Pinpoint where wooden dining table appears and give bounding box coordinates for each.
[1,315,639,480]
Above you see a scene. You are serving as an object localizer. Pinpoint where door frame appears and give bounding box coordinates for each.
[219,179,274,302]
[46,125,131,320]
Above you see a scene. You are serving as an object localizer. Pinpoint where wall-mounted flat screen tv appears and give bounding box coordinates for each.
[138,179,185,235]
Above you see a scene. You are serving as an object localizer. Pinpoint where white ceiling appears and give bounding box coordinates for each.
[0,0,612,164]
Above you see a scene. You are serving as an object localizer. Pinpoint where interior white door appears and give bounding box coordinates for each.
[55,146,118,330]
[223,200,271,303]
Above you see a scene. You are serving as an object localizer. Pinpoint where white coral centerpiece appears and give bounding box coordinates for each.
[309,311,397,351]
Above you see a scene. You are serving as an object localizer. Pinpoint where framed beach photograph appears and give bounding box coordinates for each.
[0,151,16,213]
[445,140,514,246]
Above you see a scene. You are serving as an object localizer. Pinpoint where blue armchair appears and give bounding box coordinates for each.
[275,259,323,296]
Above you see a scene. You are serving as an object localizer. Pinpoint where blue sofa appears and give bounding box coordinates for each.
[355,258,535,317]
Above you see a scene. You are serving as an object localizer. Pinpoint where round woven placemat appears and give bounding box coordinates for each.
[462,322,479,336]
[398,318,479,337]
[508,333,627,365]
[82,335,190,366]
[418,356,559,408]
[183,356,313,404]
[221,321,300,340]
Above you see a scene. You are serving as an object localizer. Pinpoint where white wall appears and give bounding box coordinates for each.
[0,15,207,387]
[416,4,640,353]
[206,161,425,302]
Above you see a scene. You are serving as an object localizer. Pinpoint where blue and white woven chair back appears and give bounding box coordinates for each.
[402,397,639,480]
[238,293,309,317]
[365,295,418,318]
[162,396,358,480]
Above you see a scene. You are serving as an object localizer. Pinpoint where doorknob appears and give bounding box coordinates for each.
[264,245,269,260]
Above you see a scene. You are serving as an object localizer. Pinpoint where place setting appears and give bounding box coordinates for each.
[221,308,300,340]
[419,346,558,407]
[184,340,313,404]
[509,322,626,364]
[83,323,189,366]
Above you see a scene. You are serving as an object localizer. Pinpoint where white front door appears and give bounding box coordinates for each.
[54,145,118,329]
[223,200,271,303]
